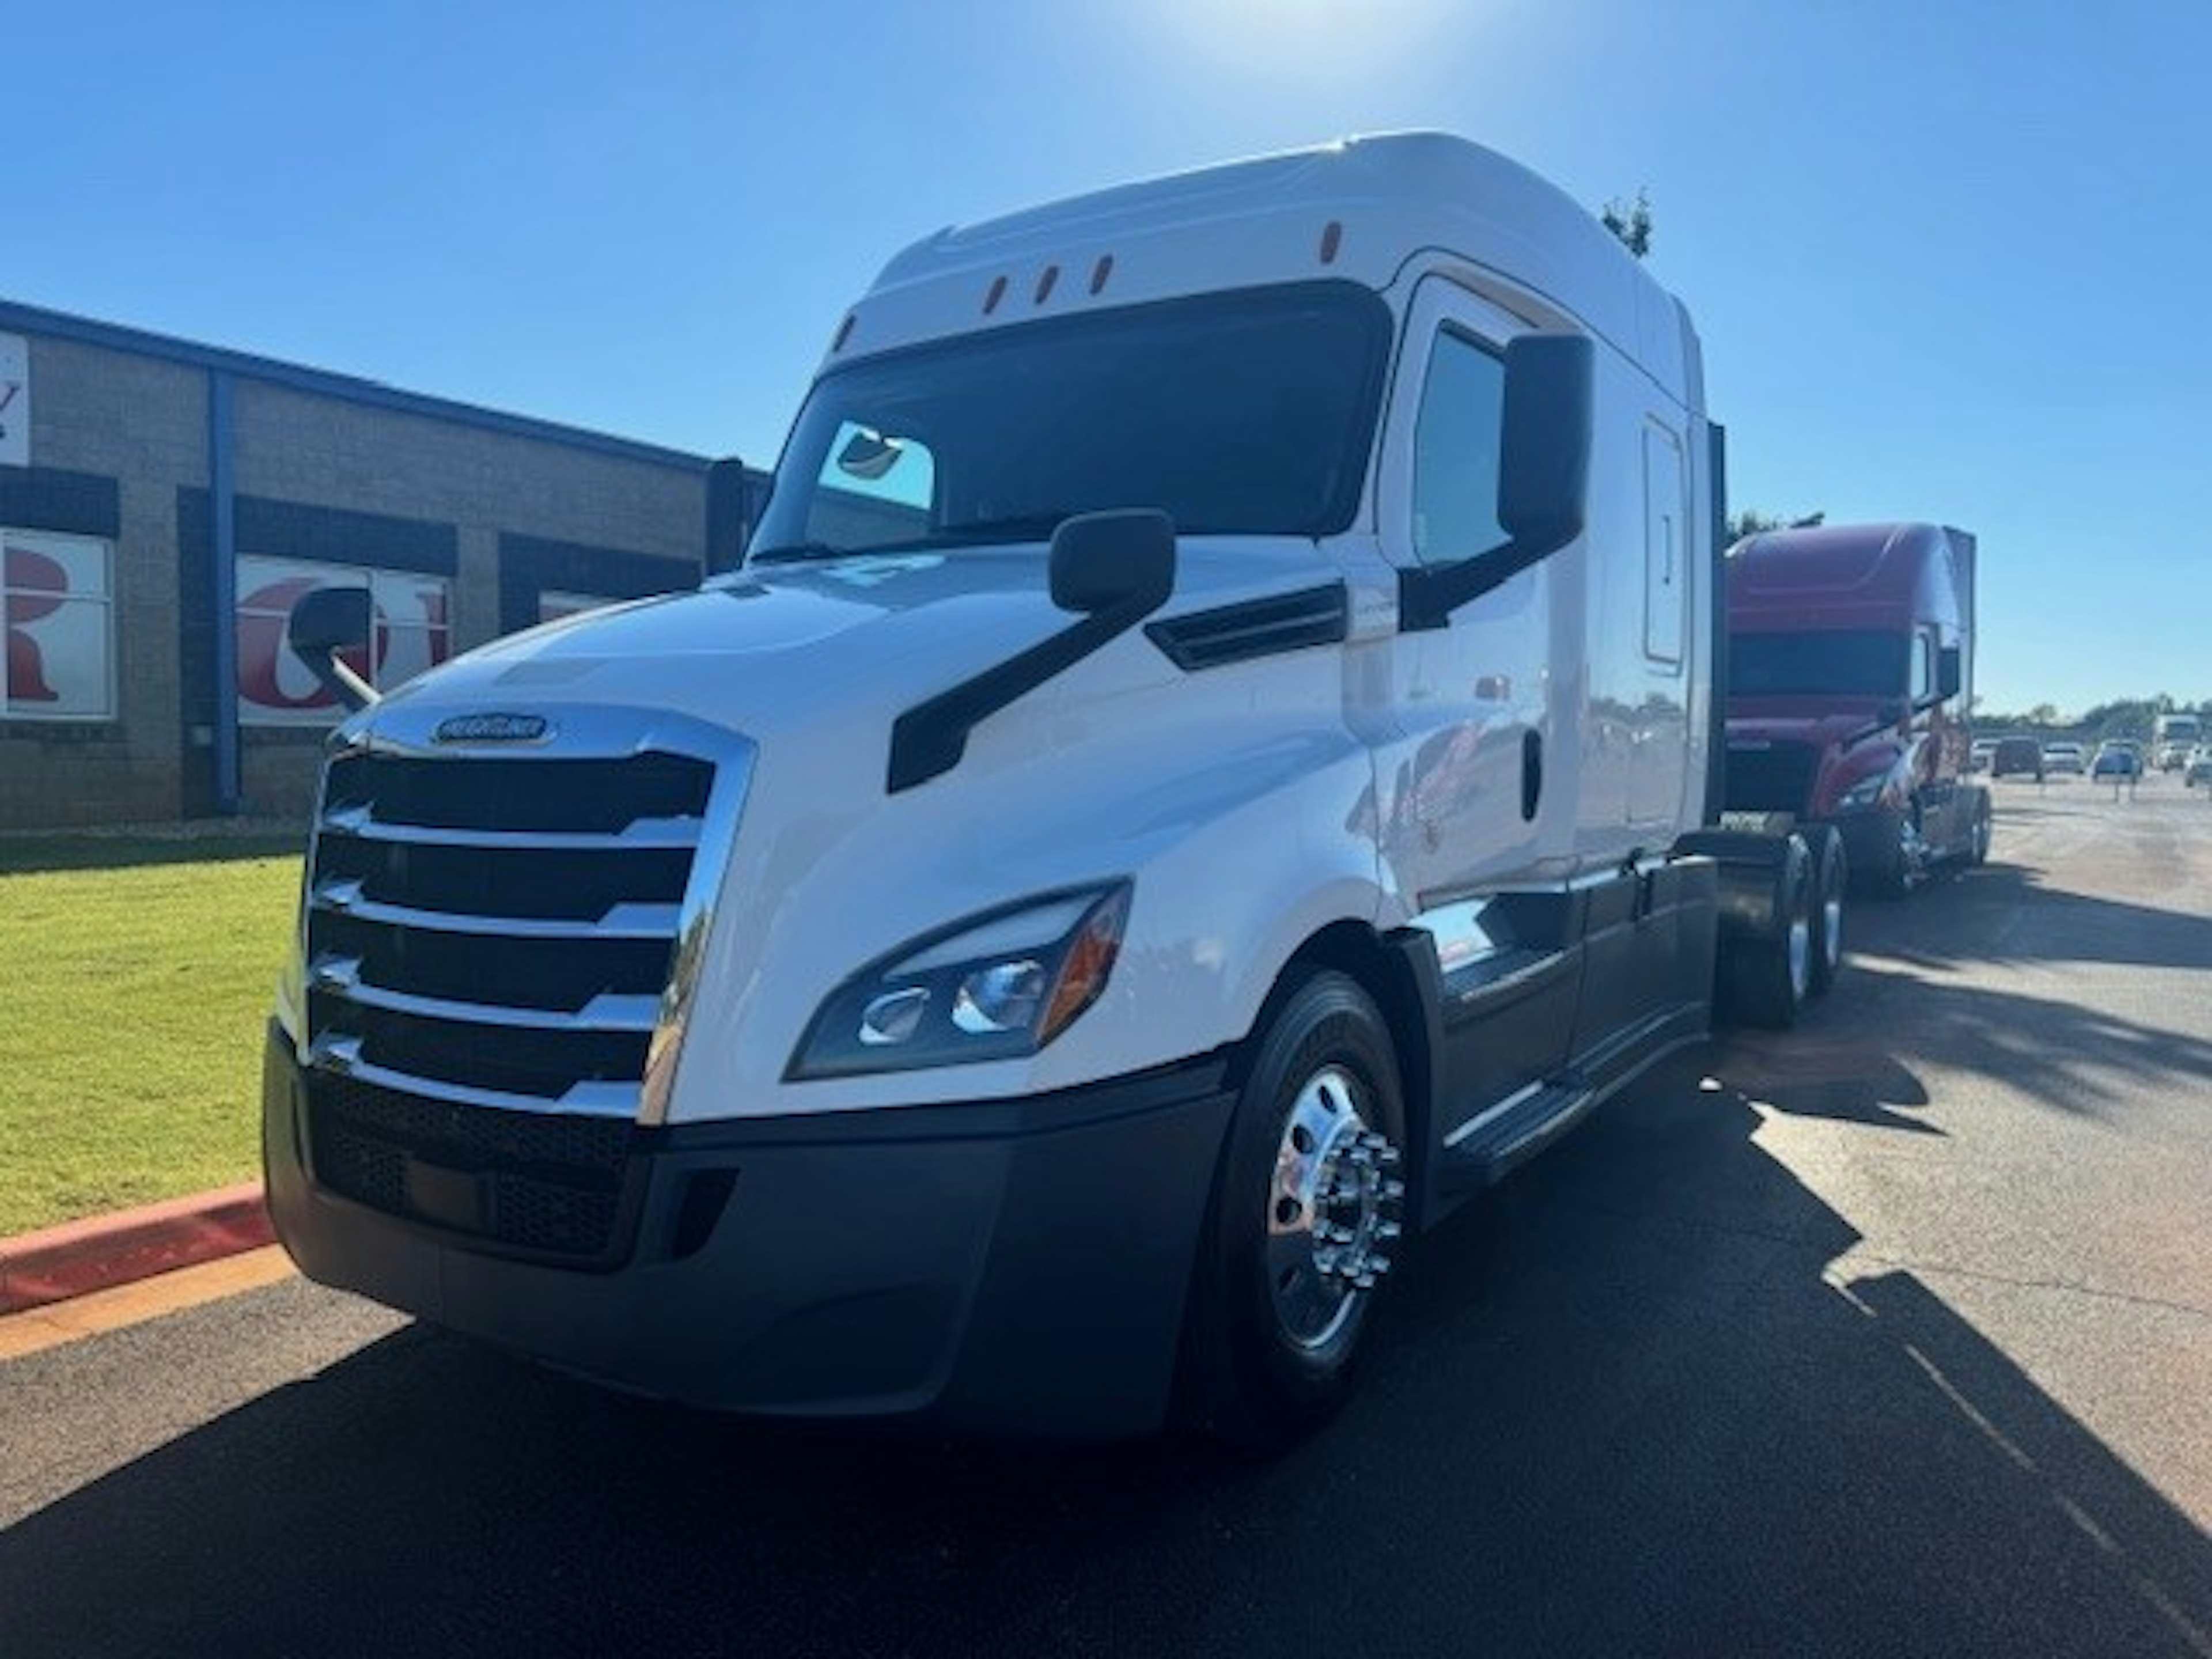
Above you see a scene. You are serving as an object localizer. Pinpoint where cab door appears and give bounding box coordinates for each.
[1368,276,1579,1126]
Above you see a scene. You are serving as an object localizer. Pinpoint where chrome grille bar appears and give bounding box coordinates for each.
[296,706,754,1126]
[309,881,681,941]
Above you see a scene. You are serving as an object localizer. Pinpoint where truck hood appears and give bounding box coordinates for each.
[357,537,1339,745]
[1725,699,1900,756]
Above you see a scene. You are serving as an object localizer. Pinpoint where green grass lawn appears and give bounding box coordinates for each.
[0,833,306,1236]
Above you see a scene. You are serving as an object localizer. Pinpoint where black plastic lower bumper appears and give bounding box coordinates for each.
[263,1023,1237,1437]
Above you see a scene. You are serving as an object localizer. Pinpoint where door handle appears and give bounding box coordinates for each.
[1521,730,1543,823]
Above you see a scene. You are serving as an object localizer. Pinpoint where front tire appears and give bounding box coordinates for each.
[1861,806,1916,900]
[1725,834,1815,1029]
[1181,971,1407,1453]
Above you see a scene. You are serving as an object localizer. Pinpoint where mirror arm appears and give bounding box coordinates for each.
[309,652,379,713]
[887,598,1152,793]
[1842,688,1952,750]
[1397,536,1554,632]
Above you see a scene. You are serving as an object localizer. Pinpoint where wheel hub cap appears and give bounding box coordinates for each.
[1267,1066,1406,1350]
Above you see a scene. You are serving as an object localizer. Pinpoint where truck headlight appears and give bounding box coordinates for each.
[1836,774,1892,811]
[789,884,1131,1079]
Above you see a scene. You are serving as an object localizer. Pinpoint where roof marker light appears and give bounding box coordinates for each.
[1035,264,1060,304]
[1320,221,1343,264]
[983,275,1007,315]
[1089,254,1114,295]
[831,313,856,351]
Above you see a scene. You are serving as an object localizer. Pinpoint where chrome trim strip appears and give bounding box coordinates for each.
[1443,1078,1547,1149]
[309,884,681,941]
[1446,952,1566,1005]
[639,736,756,1127]
[321,978,662,1035]
[320,804,703,853]
[305,1039,642,1118]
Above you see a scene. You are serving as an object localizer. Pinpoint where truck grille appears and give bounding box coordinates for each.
[1724,742,1819,815]
[294,726,745,1263]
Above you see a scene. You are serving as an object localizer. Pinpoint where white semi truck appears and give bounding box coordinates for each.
[266,133,1838,1447]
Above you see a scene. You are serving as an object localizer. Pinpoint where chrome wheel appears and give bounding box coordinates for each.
[1266,1065,1404,1352]
[1788,906,1813,1001]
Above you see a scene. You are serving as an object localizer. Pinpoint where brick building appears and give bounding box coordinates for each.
[0,300,762,830]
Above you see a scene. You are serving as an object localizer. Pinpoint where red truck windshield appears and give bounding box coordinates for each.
[1730,631,1907,699]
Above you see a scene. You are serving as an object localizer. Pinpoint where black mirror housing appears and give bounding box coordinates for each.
[286,585,378,712]
[1498,332,1594,558]
[1050,509,1177,617]
[1938,644,1963,701]
[705,456,753,575]
[287,585,372,659]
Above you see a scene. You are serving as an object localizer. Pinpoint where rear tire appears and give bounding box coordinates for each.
[1181,971,1407,1454]
[1725,835,1814,1029]
[1968,794,1993,865]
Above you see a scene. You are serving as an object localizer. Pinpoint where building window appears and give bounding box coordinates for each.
[234,555,451,726]
[3,528,114,720]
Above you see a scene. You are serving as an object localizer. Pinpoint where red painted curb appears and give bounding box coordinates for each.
[0,1184,275,1316]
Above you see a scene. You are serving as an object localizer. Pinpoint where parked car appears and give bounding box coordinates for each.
[1968,738,1995,773]
[2154,714,2202,771]
[2185,745,2212,788]
[2043,741,2085,775]
[2090,742,2141,779]
[1990,737,2044,780]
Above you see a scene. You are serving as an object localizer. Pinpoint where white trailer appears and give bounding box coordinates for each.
[266,134,1834,1447]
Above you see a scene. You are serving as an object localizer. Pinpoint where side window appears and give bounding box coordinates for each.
[1410,329,1506,567]
[805,421,937,547]
[1642,422,1685,663]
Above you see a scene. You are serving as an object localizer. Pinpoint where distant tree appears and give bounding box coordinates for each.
[1601,188,1653,259]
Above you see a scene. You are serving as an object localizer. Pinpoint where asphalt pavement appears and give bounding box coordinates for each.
[3,778,2209,1657]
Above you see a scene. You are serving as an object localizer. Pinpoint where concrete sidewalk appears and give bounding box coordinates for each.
[0,1185,273,1316]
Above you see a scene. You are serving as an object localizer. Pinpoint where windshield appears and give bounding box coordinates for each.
[1729,630,1908,699]
[749,282,1391,560]
[2160,719,2199,741]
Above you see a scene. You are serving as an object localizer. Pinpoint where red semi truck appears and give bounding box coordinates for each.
[1722,522,1990,897]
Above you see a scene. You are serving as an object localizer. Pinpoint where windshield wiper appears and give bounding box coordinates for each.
[748,541,854,565]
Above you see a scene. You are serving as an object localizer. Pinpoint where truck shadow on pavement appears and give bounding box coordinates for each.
[2,1048,2209,1658]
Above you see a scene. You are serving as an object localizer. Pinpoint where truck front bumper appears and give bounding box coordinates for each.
[263,1023,1237,1438]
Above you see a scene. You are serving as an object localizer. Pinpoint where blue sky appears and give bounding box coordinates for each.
[13,0,2209,716]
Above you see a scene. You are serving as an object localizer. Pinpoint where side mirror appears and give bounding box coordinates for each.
[887,509,1177,794]
[1938,644,1963,701]
[1497,332,1594,558]
[1399,333,1593,630]
[286,586,378,711]
[705,456,752,575]
[1049,509,1176,618]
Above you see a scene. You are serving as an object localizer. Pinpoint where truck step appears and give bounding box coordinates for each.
[1435,1071,1596,1194]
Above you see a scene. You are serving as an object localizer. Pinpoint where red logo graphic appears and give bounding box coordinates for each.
[4,544,66,703]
